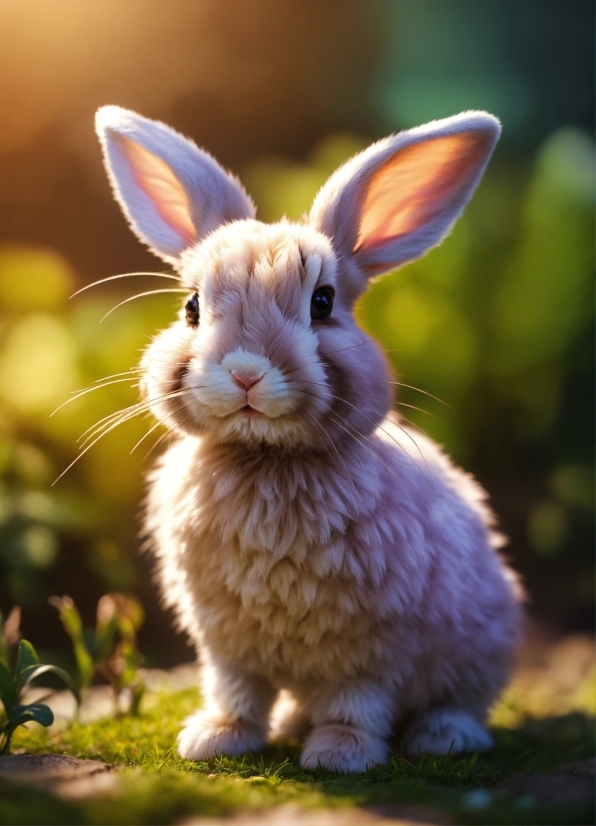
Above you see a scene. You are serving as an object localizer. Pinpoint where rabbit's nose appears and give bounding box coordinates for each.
[231,371,263,390]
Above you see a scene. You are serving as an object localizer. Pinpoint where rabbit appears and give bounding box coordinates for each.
[95,105,522,774]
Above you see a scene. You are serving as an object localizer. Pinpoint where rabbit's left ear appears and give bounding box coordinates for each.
[310,112,500,287]
[96,106,255,263]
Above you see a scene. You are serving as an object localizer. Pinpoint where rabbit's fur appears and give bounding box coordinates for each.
[96,107,522,772]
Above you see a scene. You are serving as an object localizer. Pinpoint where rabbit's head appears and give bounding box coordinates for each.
[96,107,499,449]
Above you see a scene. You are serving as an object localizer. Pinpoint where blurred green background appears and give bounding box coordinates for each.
[0,0,593,666]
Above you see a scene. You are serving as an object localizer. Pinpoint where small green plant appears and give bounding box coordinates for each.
[0,606,21,666]
[50,592,146,715]
[0,637,79,754]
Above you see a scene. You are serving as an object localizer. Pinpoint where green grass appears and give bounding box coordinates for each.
[4,665,595,826]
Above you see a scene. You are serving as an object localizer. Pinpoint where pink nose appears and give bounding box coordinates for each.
[231,372,262,391]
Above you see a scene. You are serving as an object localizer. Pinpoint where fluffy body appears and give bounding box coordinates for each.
[146,413,520,768]
[95,107,522,772]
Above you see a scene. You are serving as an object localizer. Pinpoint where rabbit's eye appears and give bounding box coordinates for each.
[311,286,334,320]
[185,293,200,326]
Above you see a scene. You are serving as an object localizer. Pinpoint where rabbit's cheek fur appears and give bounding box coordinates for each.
[138,326,195,432]
[313,327,394,444]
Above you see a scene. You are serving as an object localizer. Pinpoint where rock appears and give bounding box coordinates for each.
[551,757,595,777]
[0,753,120,799]
[0,753,109,779]
[496,758,595,806]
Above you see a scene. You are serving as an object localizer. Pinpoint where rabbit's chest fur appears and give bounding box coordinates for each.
[145,428,433,681]
[145,424,516,686]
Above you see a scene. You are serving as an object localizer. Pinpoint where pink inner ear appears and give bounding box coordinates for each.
[355,130,492,252]
[116,134,197,247]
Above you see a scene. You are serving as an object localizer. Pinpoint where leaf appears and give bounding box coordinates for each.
[71,636,94,690]
[49,596,84,640]
[128,682,145,717]
[1,702,55,755]
[16,640,39,677]
[50,596,94,689]
[18,664,80,705]
[102,593,144,633]
[11,703,54,727]
[0,613,7,669]
[0,607,22,669]
[0,721,20,755]
[95,616,118,663]
[466,752,479,772]
[0,662,16,713]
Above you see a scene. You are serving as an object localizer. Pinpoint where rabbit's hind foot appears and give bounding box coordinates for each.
[177,710,267,761]
[402,709,494,757]
[300,723,389,774]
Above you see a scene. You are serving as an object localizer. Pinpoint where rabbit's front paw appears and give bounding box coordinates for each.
[300,724,388,774]
[403,709,494,757]
[177,711,266,761]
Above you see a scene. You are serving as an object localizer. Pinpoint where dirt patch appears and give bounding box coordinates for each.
[0,753,120,798]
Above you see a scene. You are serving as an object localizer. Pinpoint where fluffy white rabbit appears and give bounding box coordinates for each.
[95,106,522,773]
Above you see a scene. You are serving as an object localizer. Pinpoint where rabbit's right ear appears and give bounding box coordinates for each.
[310,112,500,294]
[95,107,255,263]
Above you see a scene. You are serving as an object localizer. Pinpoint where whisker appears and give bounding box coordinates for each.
[100,289,189,323]
[130,418,165,455]
[395,402,434,417]
[314,341,369,359]
[79,395,179,447]
[281,344,408,374]
[78,377,213,447]
[298,386,431,493]
[133,399,191,457]
[300,410,362,514]
[77,405,154,451]
[54,388,193,483]
[142,401,196,464]
[384,382,450,408]
[92,369,142,383]
[297,378,434,507]
[76,398,154,444]
[76,387,190,447]
[281,341,367,371]
[53,410,146,485]
[50,376,139,416]
[299,386,434,491]
[287,361,449,407]
[70,272,180,298]
[297,377,434,418]
[386,410,428,437]
[142,426,174,464]
[327,412,416,517]
[328,411,438,524]
[295,380,434,490]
